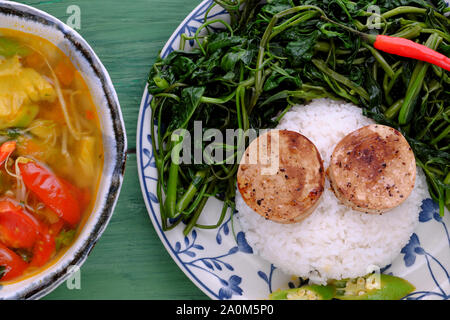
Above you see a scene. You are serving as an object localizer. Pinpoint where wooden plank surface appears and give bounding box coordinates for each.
[17,0,208,300]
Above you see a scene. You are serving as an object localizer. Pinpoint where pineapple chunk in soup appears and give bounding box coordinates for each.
[0,28,103,282]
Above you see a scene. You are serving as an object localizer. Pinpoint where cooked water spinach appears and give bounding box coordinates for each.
[148,0,450,233]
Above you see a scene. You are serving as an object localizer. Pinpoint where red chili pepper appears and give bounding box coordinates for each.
[0,141,16,166]
[18,160,81,227]
[0,243,28,281]
[0,198,41,249]
[373,35,450,72]
[320,16,450,71]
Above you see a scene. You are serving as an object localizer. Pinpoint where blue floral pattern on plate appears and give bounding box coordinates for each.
[137,0,450,300]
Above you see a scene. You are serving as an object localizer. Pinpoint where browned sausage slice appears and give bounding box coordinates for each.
[237,130,325,224]
[328,124,416,214]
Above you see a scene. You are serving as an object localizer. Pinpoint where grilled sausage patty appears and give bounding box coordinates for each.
[328,124,416,214]
[237,130,325,224]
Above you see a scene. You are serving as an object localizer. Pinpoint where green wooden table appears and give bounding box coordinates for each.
[17,0,209,300]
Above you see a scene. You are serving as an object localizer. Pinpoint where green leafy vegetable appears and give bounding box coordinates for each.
[285,31,320,65]
[0,38,30,57]
[148,0,450,233]
[0,265,5,280]
[55,229,76,251]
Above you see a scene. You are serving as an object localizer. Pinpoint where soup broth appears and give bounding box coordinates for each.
[0,28,103,282]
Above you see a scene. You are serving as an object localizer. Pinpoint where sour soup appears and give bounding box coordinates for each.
[0,28,103,282]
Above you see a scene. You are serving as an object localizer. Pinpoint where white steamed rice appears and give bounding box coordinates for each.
[236,98,428,284]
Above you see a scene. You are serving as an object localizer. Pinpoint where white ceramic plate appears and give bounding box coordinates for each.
[137,0,450,300]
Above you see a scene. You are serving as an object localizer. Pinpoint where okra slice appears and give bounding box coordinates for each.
[334,274,415,300]
[269,284,335,300]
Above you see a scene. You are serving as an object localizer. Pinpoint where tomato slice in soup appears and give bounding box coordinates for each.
[18,161,81,227]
